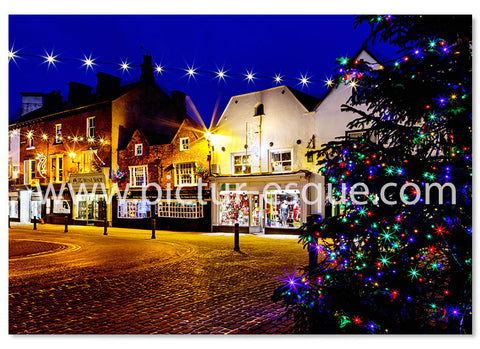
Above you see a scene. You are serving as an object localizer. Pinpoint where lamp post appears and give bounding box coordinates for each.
[205,131,212,174]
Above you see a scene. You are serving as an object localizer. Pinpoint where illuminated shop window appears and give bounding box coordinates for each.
[156,200,203,218]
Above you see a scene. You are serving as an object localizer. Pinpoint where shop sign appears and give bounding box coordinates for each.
[70,173,106,188]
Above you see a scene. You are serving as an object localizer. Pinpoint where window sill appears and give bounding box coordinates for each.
[26,147,35,150]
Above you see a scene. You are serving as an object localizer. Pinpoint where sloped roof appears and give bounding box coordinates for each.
[9,81,140,128]
[285,86,322,112]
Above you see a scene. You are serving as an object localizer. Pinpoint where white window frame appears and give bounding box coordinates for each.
[55,124,62,143]
[86,116,95,138]
[49,154,64,183]
[269,149,293,173]
[174,162,197,186]
[24,159,36,184]
[231,153,252,175]
[129,165,148,187]
[156,200,203,218]
[180,137,190,151]
[135,143,143,156]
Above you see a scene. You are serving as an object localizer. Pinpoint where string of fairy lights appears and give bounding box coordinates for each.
[7,47,384,89]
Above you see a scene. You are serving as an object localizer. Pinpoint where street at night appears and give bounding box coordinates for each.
[9,223,306,334]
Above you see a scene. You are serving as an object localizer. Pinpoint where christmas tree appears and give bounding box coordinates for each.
[273,15,472,334]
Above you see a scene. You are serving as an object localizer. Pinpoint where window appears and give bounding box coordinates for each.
[118,199,151,218]
[24,159,36,184]
[129,165,148,187]
[80,149,97,173]
[55,124,62,143]
[232,154,251,175]
[156,200,203,218]
[86,117,95,138]
[27,132,34,149]
[174,162,196,186]
[254,103,264,116]
[270,150,292,173]
[135,143,143,156]
[50,154,64,183]
[180,137,189,151]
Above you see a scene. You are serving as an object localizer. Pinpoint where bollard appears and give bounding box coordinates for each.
[33,216,37,230]
[234,223,240,251]
[64,215,68,232]
[104,218,108,235]
[151,218,156,239]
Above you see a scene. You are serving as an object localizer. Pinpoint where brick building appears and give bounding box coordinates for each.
[113,117,211,230]
[8,55,189,227]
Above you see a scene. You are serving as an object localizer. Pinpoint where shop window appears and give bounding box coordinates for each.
[23,159,36,184]
[232,154,251,175]
[174,162,196,186]
[156,200,203,218]
[270,150,292,173]
[118,199,151,218]
[180,137,190,151]
[265,190,301,228]
[219,191,250,226]
[135,143,143,156]
[55,124,62,143]
[49,154,64,183]
[129,165,148,187]
[75,194,106,221]
[9,201,19,218]
[86,116,95,138]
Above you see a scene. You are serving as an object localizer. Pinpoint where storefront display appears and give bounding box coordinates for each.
[9,201,18,218]
[219,191,250,226]
[265,190,301,228]
[118,199,151,219]
[75,194,106,221]
[156,200,203,219]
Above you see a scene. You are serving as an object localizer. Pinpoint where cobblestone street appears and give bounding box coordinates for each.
[9,223,307,334]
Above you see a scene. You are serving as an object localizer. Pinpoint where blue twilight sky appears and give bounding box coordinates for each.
[8,15,397,127]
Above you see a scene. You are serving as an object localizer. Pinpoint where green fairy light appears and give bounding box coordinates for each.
[378,253,392,267]
[408,266,420,280]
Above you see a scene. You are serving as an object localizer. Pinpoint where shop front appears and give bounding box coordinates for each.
[211,171,322,234]
[70,173,109,226]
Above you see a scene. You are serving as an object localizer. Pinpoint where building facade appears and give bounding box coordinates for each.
[114,117,211,231]
[8,55,188,227]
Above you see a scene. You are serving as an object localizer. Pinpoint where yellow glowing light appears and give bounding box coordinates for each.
[155,65,163,73]
[73,137,78,142]
[69,152,76,159]
[274,74,282,84]
[100,138,104,143]
[8,46,19,63]
[216,68,227,81]
[27,131,33,139]
[42,49,59,68]
[88,137,94,142]
[42,134,48,140]
[119,59,130,72]
[299,74,310,87]
[205,131,212,141]
[82,54,95,71]
[79,137,84,141]
[245,70,255,82]
[451,94,457,100]
[325,78,334,87]
[349,79,359,89]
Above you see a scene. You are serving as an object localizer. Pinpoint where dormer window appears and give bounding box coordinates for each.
[135,144,143,156]
[254,103,264,116]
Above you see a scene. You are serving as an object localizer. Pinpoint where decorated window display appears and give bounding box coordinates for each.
[265,190,301,228]
[118,199,151,219]
[219,191,249,226]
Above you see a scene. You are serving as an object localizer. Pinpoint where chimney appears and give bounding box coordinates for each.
[171,90,187,122]
[44,90,63,107]
[140,54,154,83]
[20,92,44,116]
[96,72,121,97]
[68,82,92,105]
